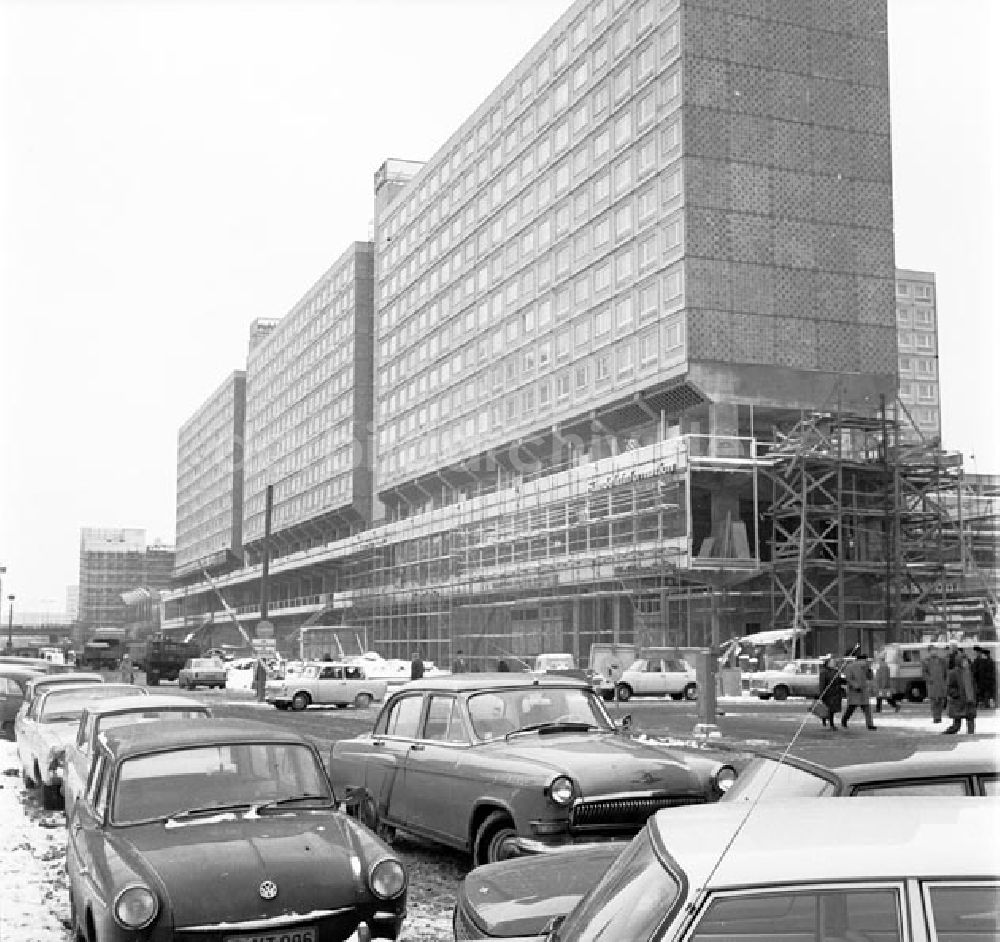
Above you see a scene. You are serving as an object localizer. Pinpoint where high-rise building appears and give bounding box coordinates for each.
[174,371,246,578]
[242,241,375,559]
[78,529,175,633]
[894,269,941,444]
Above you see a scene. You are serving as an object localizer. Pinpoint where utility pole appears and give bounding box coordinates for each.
[260,484,273,624]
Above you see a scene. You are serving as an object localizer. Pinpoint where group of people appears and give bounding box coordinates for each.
[816,645,991,735]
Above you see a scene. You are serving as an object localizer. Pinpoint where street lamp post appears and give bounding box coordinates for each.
[7,595,14,652]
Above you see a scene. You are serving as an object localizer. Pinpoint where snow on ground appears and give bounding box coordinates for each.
[0,740,70,941]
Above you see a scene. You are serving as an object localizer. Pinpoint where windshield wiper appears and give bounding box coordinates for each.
[509,721,599,738]
[255,794,333,811]
[167,801,254,821]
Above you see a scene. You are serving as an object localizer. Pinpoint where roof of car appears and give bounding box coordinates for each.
[654,798,998,888]
[80,693,208,716]
[28,672,103,691]
[38,683,146,705]
[0,664,46,681]
[101,718,311,760]
[395,672,591,693]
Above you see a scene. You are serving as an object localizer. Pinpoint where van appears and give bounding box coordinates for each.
[880,639,1000,701]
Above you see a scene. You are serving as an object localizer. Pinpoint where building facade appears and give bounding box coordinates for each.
[894,269,941,444]
[174,370,246,578]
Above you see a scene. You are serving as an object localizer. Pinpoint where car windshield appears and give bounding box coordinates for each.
[190,659,222,670]
[722,756,837,802]
[552,826,681,942]
[40,686,145,723]
[112,742,333,824]
[467,686,612,740]
[97,708,211,735]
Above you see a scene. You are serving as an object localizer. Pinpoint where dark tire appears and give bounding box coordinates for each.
[773,685,790,701]
[669,692,683,701]
[907,682,926,703]
[147,672,160,686]
[683,683,698,701]
[359,793,396,844]
[291,692,310,712]
[354,692,373,710]
[615,683,633,702]
[474,811,519,866]
[274,703,289,711]
[41,781,63,811]
[756,692,771,700]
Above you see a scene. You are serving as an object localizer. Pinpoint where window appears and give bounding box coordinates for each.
[596,354,611,382]
[640,282,658,319]
[662,70,680,106]
[555,79,569,111]
[574,190,589,220]
[926,884,1000,942]
[538,340,552,368]
[383,695,423,737]
[689,889,903,942]
[853,779,970,797]
[639,331,657,365]
[898,356,912,372]
[663,217,682,252]
[613,20,630,57]
[595,262,612,293]
[593,40,609,73]
[636,43,655,81]
[615,249,634,283]
[575,363,590,390]
[594,171,611,204]
[915,284,933,301]
[638,136,657,176]
[639,234,657,270]
[572,16,587,50]
[614,112,632,149]
[573,102,589,135]
[539,380,551,408]
[895,282,909,297]
[573,147,588,178]
[554,120,570,152]
[593,84,609,116]
[556,286,571,318]
[556,373,571,399]
[594,216,611,247]
[616,343,634,376]
[575,274,590,304]
[614,157,632,194]
[662,165,682,202]
[638,185,657,223]
[662,117,681,155]
[573,61,588,91]
[615,296,634,329]
[614,67,631,102]
[615,203,633,238]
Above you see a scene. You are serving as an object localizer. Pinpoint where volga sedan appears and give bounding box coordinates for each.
[66,719,407,942]
[455,798,999,941]
[327,674,735,866]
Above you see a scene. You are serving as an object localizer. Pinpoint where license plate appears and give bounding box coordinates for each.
[224,927,315,942]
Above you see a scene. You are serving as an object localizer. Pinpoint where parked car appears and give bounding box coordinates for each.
[66,719,408,942]
[328,673,736,866]
[451,738,1000,938]
[266,660,388,710]
[748,657,826,700]
[61,693,213,817]
[0,664,44,739]
[177,657,228,690]
[16,683,147,809]
[456,798,999,941]
[15,672,106,736]
[614,657,697,701]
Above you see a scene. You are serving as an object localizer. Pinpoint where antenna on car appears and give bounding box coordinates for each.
[685,641,862,909]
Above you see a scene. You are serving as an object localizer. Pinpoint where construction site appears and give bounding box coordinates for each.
[161,399,998,670]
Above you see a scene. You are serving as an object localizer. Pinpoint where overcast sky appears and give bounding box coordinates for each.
[1,0,997,611]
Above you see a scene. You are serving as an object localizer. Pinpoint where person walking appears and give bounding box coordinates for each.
[921,645,948,723]
[452,648,466,673]
[943,650,977,734]
[119,652,134,684]
[841,652,877,730]
[253,658,268,702]
[410,650,425,681]
[817,654,843,730]
[873,655,900,713]
[971,647,996,710]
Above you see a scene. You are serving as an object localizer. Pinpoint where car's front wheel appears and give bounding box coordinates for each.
[41,780,62,811]
[358,792,396,845]
[354,692,373,710]
[683,683,698,701]
[907,681,926,703]
[475,811,519,866]
[291,691,311,711]
[772,685,790,701]
[615,683,633,702]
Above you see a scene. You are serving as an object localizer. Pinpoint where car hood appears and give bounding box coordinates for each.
[494,733,705,795]
[461,843,624,937]
[114,812,364,928]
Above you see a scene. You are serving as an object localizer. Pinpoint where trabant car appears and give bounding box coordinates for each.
[266,660,388,711]
[16,682,146,809]
[748,657,826,700]
[614,657,696,701]
[177,656,228,690]
[451,738,1000,939]
[0,664,44,739]
[61,693,212,816]
[20,671,104,711]
[328,673,735,866]
[453,799,1000,941]
[66,719,407,942]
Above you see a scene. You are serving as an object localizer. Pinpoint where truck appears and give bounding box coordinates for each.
[80,629,127,671]
[144,638,201,686]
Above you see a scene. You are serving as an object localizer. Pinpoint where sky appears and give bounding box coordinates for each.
[1,0,997,612]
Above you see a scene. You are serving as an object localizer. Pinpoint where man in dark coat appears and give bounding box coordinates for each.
[943,651,977,734]
[841,652,876,730]
[817,655,843,730]
[253,658,268,702]
[921,645,949,723]
[971,647,996,709]
[410,651,425,681]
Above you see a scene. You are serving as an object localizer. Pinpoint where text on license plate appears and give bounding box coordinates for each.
[224,926,315,942]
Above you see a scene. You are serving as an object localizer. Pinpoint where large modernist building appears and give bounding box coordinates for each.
[162,0,989,663]
[894,269,941,445]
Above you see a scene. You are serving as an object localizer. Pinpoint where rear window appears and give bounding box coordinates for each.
[40,686,146,722]
[722,757,836,802]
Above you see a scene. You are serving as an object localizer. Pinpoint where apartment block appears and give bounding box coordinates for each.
[174,370,246,578]
[242,242,376,560]
[894,269,941,444]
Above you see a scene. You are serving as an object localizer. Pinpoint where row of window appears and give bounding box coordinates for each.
[898,356,936,375]
[895,281,934,301]
[898,383,938,402]
[246,367,355,441]
[898,332,936,352]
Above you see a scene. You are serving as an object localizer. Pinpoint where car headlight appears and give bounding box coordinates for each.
[713,764,737,796]
[113,884,158,929]
[368,858,406,900]
[547,775,576,806]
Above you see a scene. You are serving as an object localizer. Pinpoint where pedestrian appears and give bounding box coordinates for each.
[119,652,134,684]
[410,650,425,681]
[943,650,977,734]
[817,654,844,730]
[497,658,510,672]
[452,648,466,673]
[841,652,877,730]
[873,654,900,713]
[971,647,996,709]
[921,645,948,723]
[253,657,268,702]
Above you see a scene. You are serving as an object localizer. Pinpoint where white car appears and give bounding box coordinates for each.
[61,693,212,816]
[265,660,388,710]
[615,657,697,701]
[16,682,147,809]
[748,658,825,700]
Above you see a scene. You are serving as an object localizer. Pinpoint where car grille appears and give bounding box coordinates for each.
[571,794,706,830]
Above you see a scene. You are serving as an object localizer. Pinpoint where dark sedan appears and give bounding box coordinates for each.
[452,737,1000,938]
[328,673,735,866]
[66,719,407,942]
